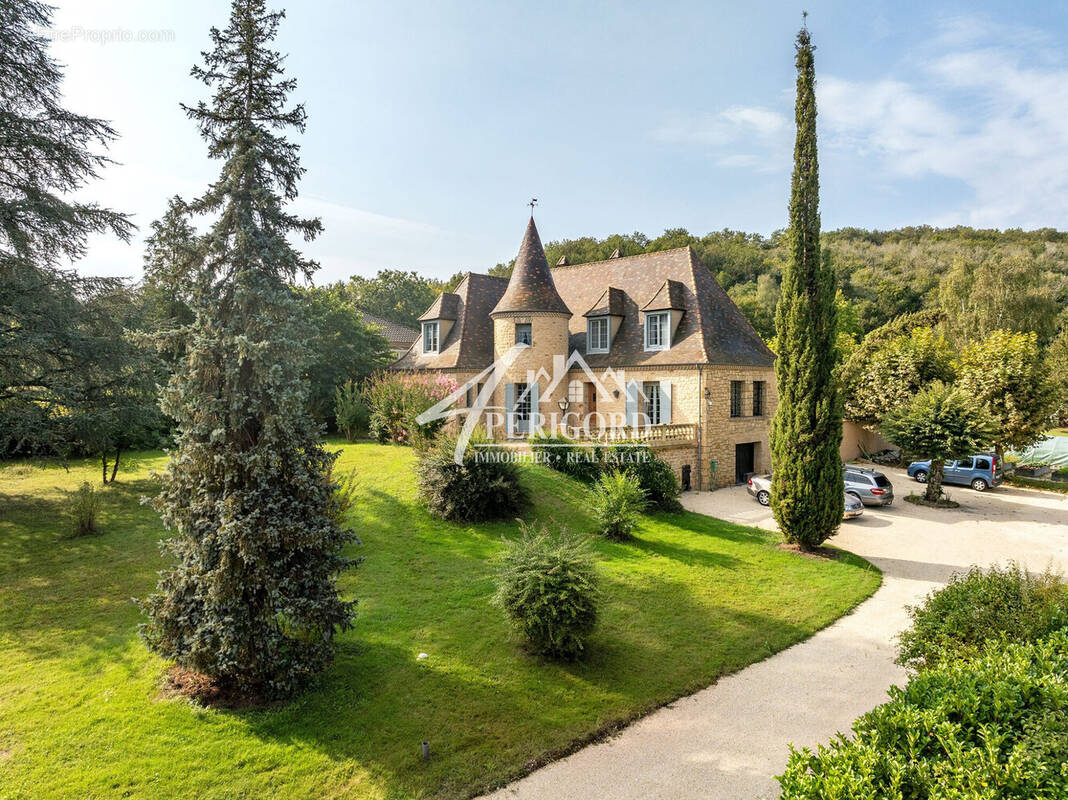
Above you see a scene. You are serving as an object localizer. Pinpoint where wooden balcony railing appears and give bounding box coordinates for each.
[566,422,697,444]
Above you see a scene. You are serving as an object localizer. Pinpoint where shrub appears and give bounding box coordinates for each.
[334,380,369,442]
[591,470,647,540]
[778,632,1068,799]
[897,563,1068,671]
[70,481,101,536]
[415,430,528,522]
[494,521,601,660]
[605,443,682,511]
[528,431,603,483]
[363,371,457,447]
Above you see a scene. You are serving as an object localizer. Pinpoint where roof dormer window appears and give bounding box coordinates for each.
[644,311,670,351]
[587,316,610,354]
[422,321,440,353]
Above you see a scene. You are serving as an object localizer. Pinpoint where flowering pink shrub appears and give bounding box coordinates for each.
[363,371,458,447]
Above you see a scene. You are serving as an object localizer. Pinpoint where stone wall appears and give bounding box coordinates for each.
[701,365,778,488]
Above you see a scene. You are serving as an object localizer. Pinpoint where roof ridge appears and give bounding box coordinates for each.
[550,244,693,270]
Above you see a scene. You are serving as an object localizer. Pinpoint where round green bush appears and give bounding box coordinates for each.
[415,430,528,522]
[591,470,647,540]
[605,443,682,511]
[494,521,601,660]
[897,562,1068,671]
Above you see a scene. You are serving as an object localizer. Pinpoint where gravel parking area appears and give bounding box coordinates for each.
[484,466,1068,800]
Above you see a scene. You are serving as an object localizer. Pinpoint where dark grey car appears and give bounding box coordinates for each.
[844,466,894,506]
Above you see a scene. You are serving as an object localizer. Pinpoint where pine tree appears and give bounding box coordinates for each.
[770,21,844,549]
[139,0,357,700]
[0,0,132,432]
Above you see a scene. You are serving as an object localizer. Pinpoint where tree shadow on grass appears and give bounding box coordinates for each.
[234,568,824,800]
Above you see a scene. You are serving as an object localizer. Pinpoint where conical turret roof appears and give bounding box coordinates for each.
[490,217,570,316]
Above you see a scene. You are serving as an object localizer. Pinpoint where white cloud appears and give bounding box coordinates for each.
[653,105,789,171]
[818,20,1068,227]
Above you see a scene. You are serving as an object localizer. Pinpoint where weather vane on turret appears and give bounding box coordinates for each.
[528,197,537,216]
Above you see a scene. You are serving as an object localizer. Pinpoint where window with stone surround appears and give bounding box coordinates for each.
[730,380,743,418]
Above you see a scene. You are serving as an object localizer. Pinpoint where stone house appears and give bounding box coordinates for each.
[392,217,777,489]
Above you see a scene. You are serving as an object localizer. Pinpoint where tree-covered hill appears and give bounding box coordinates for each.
[481,226,1068,342]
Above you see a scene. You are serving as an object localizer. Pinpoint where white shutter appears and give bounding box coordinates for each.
[625,380,639,428]
[530,381,540,432]
[505,383,515,436]
[659,381,672,424]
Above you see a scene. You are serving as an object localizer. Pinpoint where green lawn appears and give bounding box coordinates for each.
[0,442,880,799]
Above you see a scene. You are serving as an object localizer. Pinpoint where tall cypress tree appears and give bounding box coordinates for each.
[770,20,843,549]
[140,0,357,699]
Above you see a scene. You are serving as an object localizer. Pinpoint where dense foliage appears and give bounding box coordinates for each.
[494,521,601,660]
[298,285,393,426]
[881,382,996,501]
[955,331,1057,460]
[415,430,528,522]
[778,631,1068,800]
[606,444,683,511]
[770,26,843,549]
[139,0,357,700]
[344,269,445,327]
[0,0,133,455]
[897,564,1068,672]
[363,371,457,446]
[842,315,954,426]
[591,470,647,540]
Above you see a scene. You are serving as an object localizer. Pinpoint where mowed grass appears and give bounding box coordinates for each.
[0,442,880,799]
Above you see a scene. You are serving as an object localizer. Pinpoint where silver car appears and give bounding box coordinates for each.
[844,465,894,506]
[746,474,863,519]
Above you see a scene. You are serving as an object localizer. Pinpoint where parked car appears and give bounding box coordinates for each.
[907,454,1003,491]
[844,465,894,506]
[746,474,864,519]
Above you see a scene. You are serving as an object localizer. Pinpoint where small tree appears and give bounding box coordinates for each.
[956,330,1057,462]
[881,382,996,501]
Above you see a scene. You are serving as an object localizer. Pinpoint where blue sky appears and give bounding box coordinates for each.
[48,0,1068,283]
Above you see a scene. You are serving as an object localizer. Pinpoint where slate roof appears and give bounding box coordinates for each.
[395,240,774,371]
[392,273,507,370]
[584,286,626,318]
[641,279,687,311]
[417,292,460,321]
[357,309,419,348]
[551,247,774,368]
[490,218,571,316]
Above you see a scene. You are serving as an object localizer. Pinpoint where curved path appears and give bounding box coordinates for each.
[484,467,1068,800]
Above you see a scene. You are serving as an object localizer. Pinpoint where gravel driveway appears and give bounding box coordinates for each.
[483,466,1068,800]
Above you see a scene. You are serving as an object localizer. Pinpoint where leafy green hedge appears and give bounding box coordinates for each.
[897,564,1068,671]
[778,632,1068,799]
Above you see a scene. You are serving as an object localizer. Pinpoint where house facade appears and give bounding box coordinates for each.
[392,217,777,489]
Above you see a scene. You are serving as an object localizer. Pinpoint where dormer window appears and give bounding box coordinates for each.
[515,323,532,346]
[587,317,610,353]
[644,312,670,351]
[422,321,439,353]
